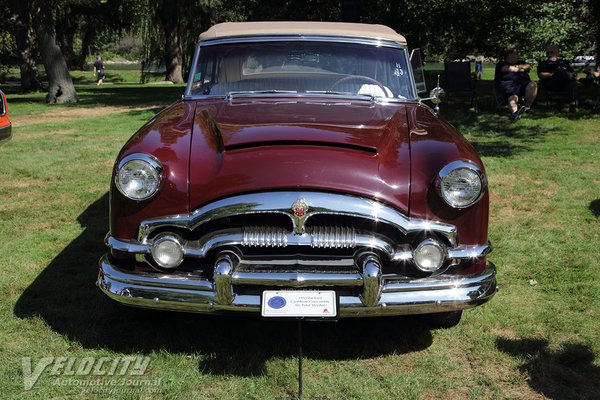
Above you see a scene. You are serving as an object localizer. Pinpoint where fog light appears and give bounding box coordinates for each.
[414,239,446,272]
[151,234,184,269]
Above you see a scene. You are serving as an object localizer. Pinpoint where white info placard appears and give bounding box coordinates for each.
[261,290,337,318]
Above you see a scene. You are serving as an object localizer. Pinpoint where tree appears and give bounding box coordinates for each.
[361,0,594,61]
[7,0,42,92]
[31,0,77,103]
[156,0,183,83]
[586,0,600,66]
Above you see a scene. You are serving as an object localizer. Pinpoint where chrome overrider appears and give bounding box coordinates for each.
[98,191,497,316]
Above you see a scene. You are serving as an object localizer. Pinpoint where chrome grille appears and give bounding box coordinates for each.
[310,226,356,248]
[241,225,358,249]
[242,226,288,247]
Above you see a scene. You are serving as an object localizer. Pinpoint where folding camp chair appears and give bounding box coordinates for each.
[442,61,478,112]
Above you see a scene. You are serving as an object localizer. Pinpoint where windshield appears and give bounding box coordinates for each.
[188,40,414,100]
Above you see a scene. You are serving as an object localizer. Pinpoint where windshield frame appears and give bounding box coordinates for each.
[183,35,418,102]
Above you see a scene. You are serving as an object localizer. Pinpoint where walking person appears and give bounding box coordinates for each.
[475,58,483,80]
[93,55,106,86]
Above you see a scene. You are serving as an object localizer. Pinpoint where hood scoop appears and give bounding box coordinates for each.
[224,139,377,154]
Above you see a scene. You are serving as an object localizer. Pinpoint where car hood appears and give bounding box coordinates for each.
[189,98,411,214]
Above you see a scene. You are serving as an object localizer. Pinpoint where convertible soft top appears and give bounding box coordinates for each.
[199,21,407,44]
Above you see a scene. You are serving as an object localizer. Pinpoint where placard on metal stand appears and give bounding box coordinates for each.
[262,290,338,399]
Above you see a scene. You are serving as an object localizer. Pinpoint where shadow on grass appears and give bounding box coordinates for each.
[589,199,600,217]
[497,337,600,400]
[14,193,433,377]
[421,80,569,158]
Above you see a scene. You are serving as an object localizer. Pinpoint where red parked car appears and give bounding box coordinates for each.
[98,22,496,326]
[0,90,11,143]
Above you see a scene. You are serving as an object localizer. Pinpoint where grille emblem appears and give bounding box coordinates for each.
[291,198,309,234]
[292,198,309,218]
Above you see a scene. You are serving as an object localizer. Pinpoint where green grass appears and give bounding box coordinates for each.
[3,65,169,85]
[0,79,599,399]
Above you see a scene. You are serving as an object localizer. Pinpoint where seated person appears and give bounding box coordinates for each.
[538,45,578,113]
[581,64,600,86]
[494,48,538,120]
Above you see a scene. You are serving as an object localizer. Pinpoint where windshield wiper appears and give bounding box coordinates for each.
[304,90,376,101]
[225,90,297,99]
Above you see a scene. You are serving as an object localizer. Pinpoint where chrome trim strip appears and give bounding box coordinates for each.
[107,233,492,264]
[183,93,413,104]
[108,229,403,260]
[447,244,493,259]
[199,35,407,48]
[239,259,355,266]
[230,271,364,287]
[98,255,497,317]
[106,235,150,254]
[382,267,496,292]
[136,191,459,246]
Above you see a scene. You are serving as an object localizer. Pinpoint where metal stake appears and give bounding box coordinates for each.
[297,319,303,399]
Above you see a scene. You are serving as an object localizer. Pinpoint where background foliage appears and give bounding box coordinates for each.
[1,0,598,74]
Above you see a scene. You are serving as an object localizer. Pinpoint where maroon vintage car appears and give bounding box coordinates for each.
[98,21,496,326]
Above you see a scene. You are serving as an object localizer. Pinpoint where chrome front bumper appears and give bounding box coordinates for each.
[98,255,497,317]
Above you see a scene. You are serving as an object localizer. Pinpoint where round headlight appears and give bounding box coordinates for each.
[151,234,184,269]
[414,239,446,272]
[115,154,162,200]
[437,161,486,208]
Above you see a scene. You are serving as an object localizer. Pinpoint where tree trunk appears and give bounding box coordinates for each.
[593,2,600,69]
[31,1,77,103]
[8,0,42,93]
[158,1,184,83]
[80,25,95,71]
[55,5,80,70]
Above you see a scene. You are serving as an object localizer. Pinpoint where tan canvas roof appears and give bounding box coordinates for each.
[200,21,406,44]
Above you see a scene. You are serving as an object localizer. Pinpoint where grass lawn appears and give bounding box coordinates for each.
[0,78,599,399]
[3,65,168,85]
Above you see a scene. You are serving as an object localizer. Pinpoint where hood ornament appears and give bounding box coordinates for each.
[291,198,309,234]
[292,198,309,217]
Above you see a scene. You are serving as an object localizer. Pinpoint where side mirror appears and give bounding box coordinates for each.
[420,75,444,114]
[410,48,427,94]
[429,87,445,114]
[430,87,445,104]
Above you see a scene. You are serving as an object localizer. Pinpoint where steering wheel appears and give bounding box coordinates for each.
[330,75,388,97]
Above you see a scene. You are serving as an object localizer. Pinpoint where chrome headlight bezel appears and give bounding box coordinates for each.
[114,153,163,201]
[413,239,447,272]
[151,233,185,269]
[436,160,486,209]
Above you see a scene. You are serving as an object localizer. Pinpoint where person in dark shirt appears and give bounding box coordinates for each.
[93,55,105,86]
[538,45,578,112]
[494,48,538,120]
